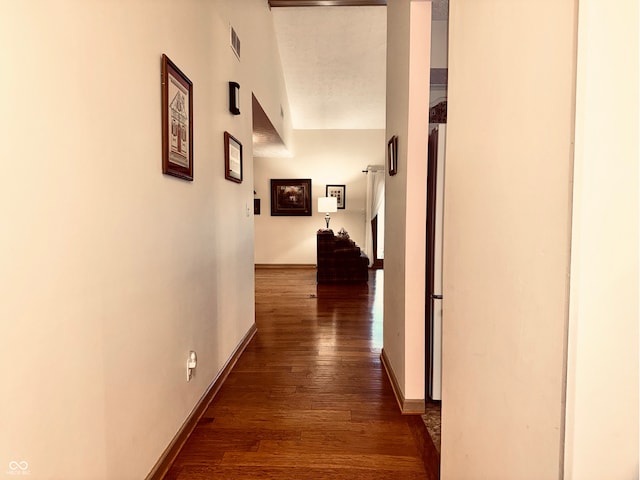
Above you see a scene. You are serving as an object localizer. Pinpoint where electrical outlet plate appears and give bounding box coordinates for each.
[187,351,197,381]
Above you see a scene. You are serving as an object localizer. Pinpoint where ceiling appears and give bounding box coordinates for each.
[271,5,387,130]
[267,1,448,132]
[269,0,386,5]
[269,0,448,18]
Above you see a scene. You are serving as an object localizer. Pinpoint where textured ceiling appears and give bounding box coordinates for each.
[270,1,448,131]
[272,6,387,129]
[269,0,447,15]
[269,1,386,6]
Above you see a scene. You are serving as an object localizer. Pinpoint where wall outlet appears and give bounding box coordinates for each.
[187,351,197,381]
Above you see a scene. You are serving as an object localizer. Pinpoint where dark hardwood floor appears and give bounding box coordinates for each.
[164,267,438,479]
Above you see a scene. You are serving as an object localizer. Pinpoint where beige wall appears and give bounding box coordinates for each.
[440,0,576,478]
[564,0,639,477]
[384,0,431,403]
[254,129,385,265]
[0,1,288,478]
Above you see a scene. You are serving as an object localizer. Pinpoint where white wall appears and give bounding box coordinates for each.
[430,20,449,69]
[0,1,289,478]
[430,20,448,106]
[440,0,576,478]
[242,4,294,151]
[564,0,639,477]
[384,0,431,405]
[254,129,385,264]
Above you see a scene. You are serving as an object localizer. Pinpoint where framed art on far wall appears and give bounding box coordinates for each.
[388,135,398,176]
[270,179,312,216]
[326,184,346,209]
[224,131,243,183]
[161,54,194,181]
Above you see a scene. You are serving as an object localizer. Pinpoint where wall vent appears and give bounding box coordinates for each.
[230,25,241,59]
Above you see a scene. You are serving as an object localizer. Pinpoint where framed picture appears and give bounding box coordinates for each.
[270,179,312,216]
[388,135,398,176]
[326,184,346,209]
[161,54,194,181]
[224,131,243,183]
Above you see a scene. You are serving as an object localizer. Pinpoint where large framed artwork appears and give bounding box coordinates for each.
[326,184,346,209]
[224,131,243,183]
[270,179,312,216]
[161,54,194,181]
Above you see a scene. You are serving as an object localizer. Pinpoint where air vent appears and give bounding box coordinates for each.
[230,25,241,59]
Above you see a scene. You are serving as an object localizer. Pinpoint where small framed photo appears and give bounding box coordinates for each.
[326,184,346,209]
[388,135,398,176]
[224,131,243,183]
[161,54,194,181]
[270,179,312,216]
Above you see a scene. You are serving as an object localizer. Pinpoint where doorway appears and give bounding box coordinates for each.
[365,165,386,269]
[371,199,385,269]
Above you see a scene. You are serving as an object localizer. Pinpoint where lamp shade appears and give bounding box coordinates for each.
[317,196,338,213]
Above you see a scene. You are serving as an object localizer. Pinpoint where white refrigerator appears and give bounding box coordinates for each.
[428,124,446,401]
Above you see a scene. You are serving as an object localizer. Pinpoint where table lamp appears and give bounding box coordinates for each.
[317,196,338,230]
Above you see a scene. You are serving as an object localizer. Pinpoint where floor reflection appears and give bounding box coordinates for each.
[315,269,383,351]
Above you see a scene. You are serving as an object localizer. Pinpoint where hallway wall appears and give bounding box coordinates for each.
[384,0,431,405]
[564,0,639,476]
[441,0,577,477]
[0,1,289,478]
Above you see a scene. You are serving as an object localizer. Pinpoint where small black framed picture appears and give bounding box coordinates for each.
[326,184,346,209]
[388,135,398,176]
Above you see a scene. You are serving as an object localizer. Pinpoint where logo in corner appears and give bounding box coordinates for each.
[6,461,29,476]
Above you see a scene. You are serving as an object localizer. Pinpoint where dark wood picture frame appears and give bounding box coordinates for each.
[388,135,398,176]
[162,54,194,181]
[224,131,243,183]
[326,184,346,209]
[270,179,312,216]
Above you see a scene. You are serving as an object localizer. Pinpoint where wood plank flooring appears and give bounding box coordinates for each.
[164,267,438,479]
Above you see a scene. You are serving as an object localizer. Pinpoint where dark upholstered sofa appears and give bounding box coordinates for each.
[316,230,369,284]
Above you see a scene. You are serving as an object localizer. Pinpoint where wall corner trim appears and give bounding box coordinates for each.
[146,323,258,479]
[380,348,425,415]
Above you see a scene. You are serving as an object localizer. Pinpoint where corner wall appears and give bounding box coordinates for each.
[383,0,431,406]
[563,0,639,477]
[441,0,577,477]
[0,1,288,478]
